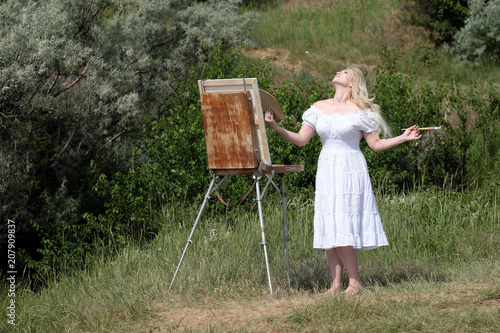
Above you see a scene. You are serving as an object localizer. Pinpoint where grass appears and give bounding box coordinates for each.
[252,0,398,59]
[2,179,499,332]
[247,0,500,88]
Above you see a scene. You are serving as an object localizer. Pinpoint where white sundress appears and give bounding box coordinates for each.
[302,105,389,250]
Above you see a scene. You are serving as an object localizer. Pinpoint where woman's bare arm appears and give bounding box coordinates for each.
[363,125,422,152]
[265,108,315,147]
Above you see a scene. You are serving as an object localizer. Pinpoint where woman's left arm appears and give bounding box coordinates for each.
[363,125,422,152]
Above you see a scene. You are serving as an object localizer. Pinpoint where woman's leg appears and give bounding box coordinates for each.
[325,248,343,293]
[335,246,363,294]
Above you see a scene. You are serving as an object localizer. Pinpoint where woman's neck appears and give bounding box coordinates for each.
[332,86,352,104]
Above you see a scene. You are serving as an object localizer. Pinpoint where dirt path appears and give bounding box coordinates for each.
[146,293,316,332]
[130,279,500,332]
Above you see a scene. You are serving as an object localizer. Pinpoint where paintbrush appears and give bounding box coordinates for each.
[401,126,442,130]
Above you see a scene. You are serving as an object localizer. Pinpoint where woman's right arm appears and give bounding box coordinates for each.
[265,108,315,147]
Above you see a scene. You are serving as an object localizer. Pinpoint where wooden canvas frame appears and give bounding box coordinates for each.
[198,78,271,166]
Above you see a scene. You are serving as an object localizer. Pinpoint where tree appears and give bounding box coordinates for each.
[0,0,257,277]
[447,0,500,65]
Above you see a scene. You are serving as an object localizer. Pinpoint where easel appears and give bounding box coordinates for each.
[168,78,303,298]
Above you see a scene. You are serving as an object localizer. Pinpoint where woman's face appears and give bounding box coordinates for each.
[332,69,354,88]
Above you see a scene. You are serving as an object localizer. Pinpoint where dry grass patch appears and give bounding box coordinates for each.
[132,278,500,332]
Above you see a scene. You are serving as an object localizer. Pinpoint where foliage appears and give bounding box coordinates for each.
[22,181,93,277]
[369,49,500,189]
[0,0,258,279]
[88,51,330,217]
[242,0,275,7]
[447,0,500,65]
[409,0,469,44]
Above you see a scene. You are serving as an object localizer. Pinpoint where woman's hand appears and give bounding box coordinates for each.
[402,125,422,141]
[265,107,275,122]
[265,107,278,130]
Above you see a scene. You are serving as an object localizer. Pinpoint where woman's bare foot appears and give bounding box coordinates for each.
[324,286,341,295]
[341,283,363,295]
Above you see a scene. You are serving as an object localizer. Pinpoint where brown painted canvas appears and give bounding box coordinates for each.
[201,91,258,170]
[198,78,271,166]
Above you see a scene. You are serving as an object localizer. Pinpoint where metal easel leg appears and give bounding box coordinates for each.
[281,175,291,284]
[255,174,273,298]
[168,176,221,293]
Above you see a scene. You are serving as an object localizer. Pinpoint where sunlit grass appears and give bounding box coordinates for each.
[250,0,398,71]
[249,0,500,89]
[2,178,498,332]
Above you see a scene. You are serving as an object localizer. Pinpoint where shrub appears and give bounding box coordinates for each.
[409,0,469,44]
[370,57,500,190]
[1,0,259,281]
[447,0,500,65]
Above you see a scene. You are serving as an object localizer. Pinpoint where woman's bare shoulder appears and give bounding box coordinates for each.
[312,99,330,108]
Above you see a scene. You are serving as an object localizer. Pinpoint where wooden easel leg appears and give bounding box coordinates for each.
[255,174,274,298]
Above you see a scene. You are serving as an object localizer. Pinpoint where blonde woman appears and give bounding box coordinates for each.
[265,67,421,295]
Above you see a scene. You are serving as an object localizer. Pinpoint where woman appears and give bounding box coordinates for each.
[265,67,422,295]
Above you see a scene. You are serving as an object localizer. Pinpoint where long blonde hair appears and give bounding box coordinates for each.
[348,66,392,138]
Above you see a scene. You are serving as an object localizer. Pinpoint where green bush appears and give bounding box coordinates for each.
[409,0,469,44]
[447,0,500,65]
[369,59,500,189]
[82,45,277,259]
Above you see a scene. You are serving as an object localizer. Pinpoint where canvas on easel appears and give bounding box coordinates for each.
[200,90,258,170]
[198,78,271,168]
